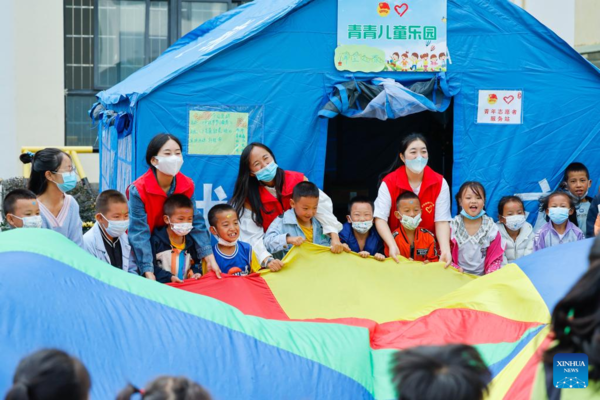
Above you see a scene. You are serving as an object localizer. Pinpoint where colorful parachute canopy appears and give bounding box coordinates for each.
[0,229,591,399]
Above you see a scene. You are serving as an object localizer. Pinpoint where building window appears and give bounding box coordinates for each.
[65,0,237,146]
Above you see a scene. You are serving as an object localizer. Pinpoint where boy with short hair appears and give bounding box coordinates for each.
[264,181,332,259]
[340,196,385,261]
[207,204,264,275]
[2,189,42,229]
[563,162,593,234]
[386,191,439,263]
[83,190,137,274]
[151,194,202,283]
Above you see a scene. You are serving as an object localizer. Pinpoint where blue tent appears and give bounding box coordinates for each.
[95,0,600,222]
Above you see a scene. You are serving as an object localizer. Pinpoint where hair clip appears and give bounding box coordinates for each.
[563,308,575,335]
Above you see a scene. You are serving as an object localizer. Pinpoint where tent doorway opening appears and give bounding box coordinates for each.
[323,102,454,221]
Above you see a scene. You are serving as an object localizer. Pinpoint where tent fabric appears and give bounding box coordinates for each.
[318,76,452,119]
[0,229,592,399]
[95,0,600,224]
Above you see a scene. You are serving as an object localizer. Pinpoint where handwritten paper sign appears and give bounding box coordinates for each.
[476,90,523,125]
[188,110,248,155]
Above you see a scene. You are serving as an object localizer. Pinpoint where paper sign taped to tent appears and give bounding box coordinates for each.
[336,0,448,73]
[477,90,523,125]
[188,110,248,155]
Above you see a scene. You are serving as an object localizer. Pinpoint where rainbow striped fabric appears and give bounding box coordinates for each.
[0,229,590,399]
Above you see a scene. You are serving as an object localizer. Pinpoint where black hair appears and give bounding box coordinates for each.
[497,195,524,217]
[145,133,183,167]
[563,162,590,182]
[348,196,374,214]
[544,263,600,382]
[208,204,237,227]
[5,349,91,400]
[95,190,127,214]
[230,143,285,227]
[396,191,420,207]
[292,181,319,201]
[391,344,491,400]
[19,149,72,195]
[538,191,578,225]
[163,194,194,217]
[379,133,428,184]
[589,232,600,266]
[116,376,211,400]
[455,181,486,213]
[2,189,37,217]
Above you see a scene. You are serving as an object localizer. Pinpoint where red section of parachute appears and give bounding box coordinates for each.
[503,334,553,400]
[171,274,543,349]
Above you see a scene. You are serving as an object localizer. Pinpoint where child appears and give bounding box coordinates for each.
[5,349,91,400]
[533,191,584,251]
[400,51,410,71]
[151,194,202,283]
[117,376,211,400]
[562,162,593,235]
[2,188,42,229]
[207,204,263,275]
[83,190,138,274]
[386,191,438,263]
[450,182,505,275]
[264,181,332,260]
[340,196,385,261]
[19,149,83,246]
[391,344,491,400]
[409,52,419,70]
[496,196,533,264]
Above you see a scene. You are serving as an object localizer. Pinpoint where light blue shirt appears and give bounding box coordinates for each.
[39,194,83,247]
[263,209,331,260]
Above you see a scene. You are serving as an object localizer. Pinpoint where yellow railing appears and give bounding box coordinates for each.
[21,146,93,181]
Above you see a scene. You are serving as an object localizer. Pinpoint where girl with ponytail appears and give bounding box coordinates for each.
[19,149,83,247]
[116,376,211,400]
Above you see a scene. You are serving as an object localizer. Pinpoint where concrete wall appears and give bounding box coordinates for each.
[0,0,99,183]
[575,0,600,49]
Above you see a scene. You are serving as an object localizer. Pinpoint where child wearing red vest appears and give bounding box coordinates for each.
[385,191,439,263]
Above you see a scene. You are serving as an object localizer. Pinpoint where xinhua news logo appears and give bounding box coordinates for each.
[553,354,589,389]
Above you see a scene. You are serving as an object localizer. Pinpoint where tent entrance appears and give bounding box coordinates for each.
[323,101,453,221]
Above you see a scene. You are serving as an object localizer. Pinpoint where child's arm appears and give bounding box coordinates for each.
[329,232,344,254]
[532,232,544,252]
[263,218,290,254]
[484,233,505,274]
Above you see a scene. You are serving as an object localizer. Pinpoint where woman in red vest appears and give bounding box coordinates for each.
[230,143,343,271]
[128,133,220,280]
[374,133,452,265]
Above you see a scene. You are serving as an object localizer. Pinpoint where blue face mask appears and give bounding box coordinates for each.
[405,156,428,174]
[53,171,78,193]
[255,161,278,182]
[460,209,486,220]
[548,207,570,224]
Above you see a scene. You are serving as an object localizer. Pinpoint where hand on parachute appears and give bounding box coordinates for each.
[388,245,401,263]
[190,273,202,280]
[329,237,344,254]
[170,275,183,283]
[342,243,352,253]
[144,271,156,281]
[268,259,284,272]
[287,236,306,247]
[374,253,385,261]
[204,254,222,279]
[440,251,459,271]
[358,251,370,258]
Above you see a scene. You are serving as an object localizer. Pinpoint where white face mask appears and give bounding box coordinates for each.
[11,215,43,229]
[351,220,373,234]
[154,155,183,176]
[503,214,526,232]
[101,215,129,238]
[400,213,422,231]
[167,217,192,236]
[217,236,238,247]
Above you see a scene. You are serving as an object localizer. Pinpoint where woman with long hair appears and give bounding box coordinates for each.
[230,143,343,271]
[374,133,452,264]
[128,133,220,280]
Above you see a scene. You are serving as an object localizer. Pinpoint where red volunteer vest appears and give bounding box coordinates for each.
[382,166,443,233]
[257,170,305,231]
[131,168,195,233]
